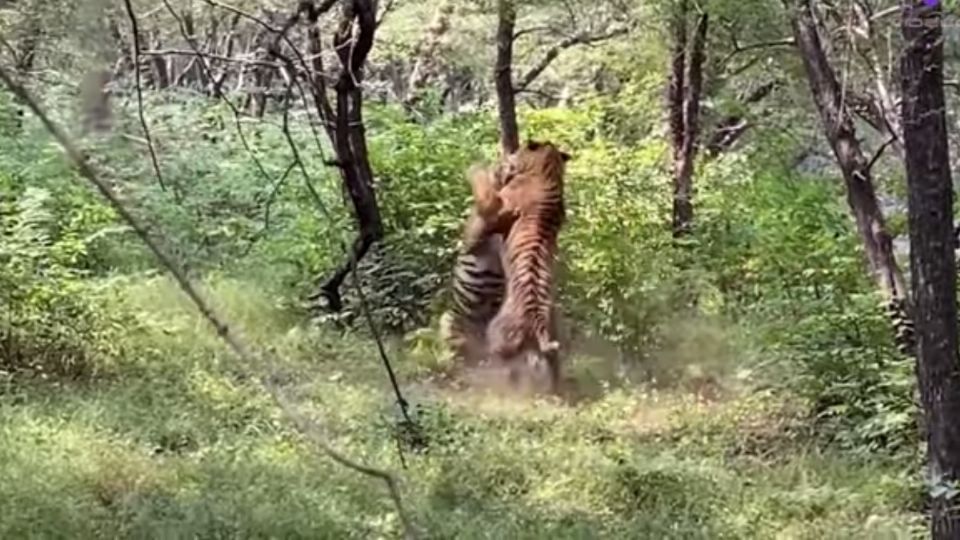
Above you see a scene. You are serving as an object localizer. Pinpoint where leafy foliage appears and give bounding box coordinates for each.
[0,181,122,379]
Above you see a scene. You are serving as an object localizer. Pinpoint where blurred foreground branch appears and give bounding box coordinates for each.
[0,63,419,540]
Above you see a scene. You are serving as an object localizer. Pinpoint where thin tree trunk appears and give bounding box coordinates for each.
[789,0,912,351]
[667,0,687,171]
[901,2,960,537]
[672,12,707,237]
[308,0,384,312]
[495,0,519,154]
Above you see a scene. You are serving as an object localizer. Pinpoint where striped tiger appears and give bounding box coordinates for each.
[439,157,519,366]
[468,140,570,391]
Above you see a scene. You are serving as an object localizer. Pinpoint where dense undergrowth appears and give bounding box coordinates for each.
[0,277,924,538]
[0,82,925,537]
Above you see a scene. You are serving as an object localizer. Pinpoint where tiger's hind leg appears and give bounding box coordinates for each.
[486,307,526,362]
[543,347,562,395]
[539,306,563,395]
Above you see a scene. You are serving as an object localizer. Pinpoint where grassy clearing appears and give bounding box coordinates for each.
[0,276,925,539]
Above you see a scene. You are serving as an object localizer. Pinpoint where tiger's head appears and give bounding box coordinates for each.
[513,140,571,187]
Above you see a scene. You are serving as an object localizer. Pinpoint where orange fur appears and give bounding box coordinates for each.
[468,140,570,391]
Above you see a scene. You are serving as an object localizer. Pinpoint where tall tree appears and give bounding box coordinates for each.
[667,0,708,237]
[491,0,630,155]
[309,0,385,312]
[901,1,960,536]
[494,0,519,154]
[788,0,912,352]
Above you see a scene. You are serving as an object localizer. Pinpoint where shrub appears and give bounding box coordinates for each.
[0,184,122,379]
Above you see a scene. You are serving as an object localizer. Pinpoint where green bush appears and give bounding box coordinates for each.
[0,183,122,379]
[692,153,917,452]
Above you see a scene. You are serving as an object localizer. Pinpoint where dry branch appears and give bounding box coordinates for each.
[514,27,629,93]
[122,0,169,196]
[141,49,281,70]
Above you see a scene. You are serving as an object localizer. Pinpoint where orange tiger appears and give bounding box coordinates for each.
[468,140,569,391]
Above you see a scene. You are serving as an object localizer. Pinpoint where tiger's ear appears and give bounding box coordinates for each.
[560,151,572,162]
[525,140,543,150]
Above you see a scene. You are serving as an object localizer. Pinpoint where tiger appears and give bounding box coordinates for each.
[439,156,520,366]
[467,140,570,391]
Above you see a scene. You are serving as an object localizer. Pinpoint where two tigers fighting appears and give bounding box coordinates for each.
[441,140,570,393]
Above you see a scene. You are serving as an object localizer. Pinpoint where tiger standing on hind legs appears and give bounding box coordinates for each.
[468,140,570,394]
[439,157,520,368]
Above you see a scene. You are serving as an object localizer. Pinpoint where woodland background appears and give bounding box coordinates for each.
[0,0,956,537]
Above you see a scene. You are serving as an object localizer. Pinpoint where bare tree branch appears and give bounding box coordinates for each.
[141,49,282,69]
[514,27,629,93]
[705,80,779,156]
[513,25,555,40]
[719,37,795,66]
[377,0,398,27]
[865,135,896,173]
[122,0,169,196]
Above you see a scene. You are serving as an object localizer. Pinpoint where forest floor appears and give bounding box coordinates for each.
[0,277,926,539]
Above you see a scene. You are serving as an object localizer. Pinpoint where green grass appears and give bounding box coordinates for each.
[0,276,926,539]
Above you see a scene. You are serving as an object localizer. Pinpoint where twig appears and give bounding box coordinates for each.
[239,160,297,258]
[376,0,399,27]
[122,0,169,196]
[719,37,795,66]
[141,48,282,69]
[202,0,331,135]
[866,135,896,173]
[203,0,282,33]
[260,160,298,230]
[0,62,419,540]
[513,27,629,92]
[513,25,555,40]
[0,35,17,60]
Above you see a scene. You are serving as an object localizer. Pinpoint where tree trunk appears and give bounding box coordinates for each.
[495,0,519,154]
[306,0,384,313]
[667,0,687,175]
[901,2,960,536]
[671,12,707,237]
[789,0,912,352]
